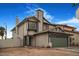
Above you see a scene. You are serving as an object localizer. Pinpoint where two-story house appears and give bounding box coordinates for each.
[11,9,79,48]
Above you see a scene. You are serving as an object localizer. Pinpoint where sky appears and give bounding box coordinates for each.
[0,3,79,38]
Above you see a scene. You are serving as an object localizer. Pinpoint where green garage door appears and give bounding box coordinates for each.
[52,38,68,47]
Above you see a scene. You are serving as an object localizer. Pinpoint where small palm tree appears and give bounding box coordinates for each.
[0,27,5,39]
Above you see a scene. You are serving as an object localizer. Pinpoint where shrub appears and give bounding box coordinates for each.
[46,46,50,48]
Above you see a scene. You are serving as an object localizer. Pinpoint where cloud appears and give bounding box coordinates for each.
[57,17,79,24]
[40,8,54,22]
[7,31,12,38]
[57,17,79,30]
[25,4,54,22]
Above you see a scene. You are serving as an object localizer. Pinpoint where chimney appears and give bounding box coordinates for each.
[16,16,19,26]
[36,9,44,32]
[36,9,44,20]
[16,16,19,34]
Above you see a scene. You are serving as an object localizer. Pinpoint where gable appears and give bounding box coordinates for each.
[28,18,38,22]
[27,16,40,22]
[43,19,49,23]
[43,17,51,24]
[52,27,64,32]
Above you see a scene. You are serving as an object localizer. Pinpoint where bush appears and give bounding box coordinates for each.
[46,46,50,48]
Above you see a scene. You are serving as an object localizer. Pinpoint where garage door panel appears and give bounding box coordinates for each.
[52,38,67,47]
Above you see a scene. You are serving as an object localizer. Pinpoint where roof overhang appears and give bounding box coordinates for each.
[33,30,73,36]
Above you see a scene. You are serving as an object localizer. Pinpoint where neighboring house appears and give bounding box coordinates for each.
[11,9,79,47]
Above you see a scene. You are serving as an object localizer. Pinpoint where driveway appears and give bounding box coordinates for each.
[67,47,79,52]
[0,47,79,56]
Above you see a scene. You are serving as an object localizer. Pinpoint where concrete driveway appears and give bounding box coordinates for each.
[66,47,79,52]
[0,47,79,56]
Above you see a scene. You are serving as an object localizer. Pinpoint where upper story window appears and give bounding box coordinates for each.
[43,24,49,30]
[28,21,37,31]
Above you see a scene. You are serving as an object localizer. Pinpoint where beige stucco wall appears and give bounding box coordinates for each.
[38,21,43,32]
[72,33,79,45]
[28,31,36,35]
[12,22,27,38]
[18,24,24,39]
[12,30,17,39]
[0,39,22,48]
[64,31,79,45]
[12,20,37,37]
[23,22,28,36]
[43,24,49,31]
[32,33,49,47]
[12,30,24,46]
[31,36,36,47]
[49,25,55,30]
[12,22,28,46]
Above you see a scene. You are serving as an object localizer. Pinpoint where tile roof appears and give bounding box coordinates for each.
[33,30,72,36]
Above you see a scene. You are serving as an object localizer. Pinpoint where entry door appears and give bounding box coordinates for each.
[29,36,32,46]
[52,38,68,47]
[23,36,27,46]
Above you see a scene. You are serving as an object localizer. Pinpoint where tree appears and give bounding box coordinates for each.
[72,3,79,19]
[0,27,5,39]
[72,3,79,7]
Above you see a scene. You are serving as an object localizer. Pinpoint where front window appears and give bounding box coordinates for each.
[28,21,37,31]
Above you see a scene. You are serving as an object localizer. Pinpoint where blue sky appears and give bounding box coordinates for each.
[0,3,79,38]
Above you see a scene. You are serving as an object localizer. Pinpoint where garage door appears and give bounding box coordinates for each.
[52,38,68,47]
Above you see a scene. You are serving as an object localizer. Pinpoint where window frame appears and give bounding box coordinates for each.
[28,21,38,32]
